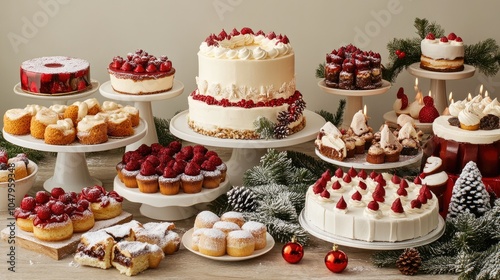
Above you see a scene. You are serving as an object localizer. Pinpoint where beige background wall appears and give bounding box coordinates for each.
[1,0,499,129]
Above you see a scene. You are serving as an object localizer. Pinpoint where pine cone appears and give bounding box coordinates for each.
[274,124,290,139]
[277,111,290,125]
[396,248,422,276]
[227,186,257,212]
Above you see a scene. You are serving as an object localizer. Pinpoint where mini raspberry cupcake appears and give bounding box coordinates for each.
[137,160,159,193]
[200,160,221,189]
[208,155,227,182]
[181,162,203,194]
[121,159,141,188]
[159,166,181,195]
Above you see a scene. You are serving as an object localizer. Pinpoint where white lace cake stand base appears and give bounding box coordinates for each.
[99,80,184,151]
[299,209,445,250]
[113,175,231,221]
[169,110,326,186]
[2,119,147,193]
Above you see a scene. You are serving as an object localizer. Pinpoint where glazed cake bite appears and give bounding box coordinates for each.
[20,56,91,94]
[108,49,175,95]
[188,27,306,139]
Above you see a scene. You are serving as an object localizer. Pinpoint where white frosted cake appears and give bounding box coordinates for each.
[420,32,464,72]
[188,27,306,139]
[304,168,440,242]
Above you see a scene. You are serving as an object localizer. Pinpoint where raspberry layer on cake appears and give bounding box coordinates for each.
[304,169,440,242]
[20,56,91,94]
[187,27,306,139]
[420,32,464,72]
[108,49,175,95]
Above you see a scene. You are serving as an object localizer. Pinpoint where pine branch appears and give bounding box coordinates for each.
[315,99,346,127]
[420,256,458,275]
[315,62,325,78]
[154,116,179,147]
[244,212,309,244]
[287,150,337,179]
[371,250,403,267]
[476,243,500,280]
[254,117,275,139]
[464,38,500,76]
[0,134,46,163]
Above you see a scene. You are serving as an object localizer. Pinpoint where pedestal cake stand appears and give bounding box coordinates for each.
[170,110,326,186]
[113,175,231,221]
[299,209,445,250]
[317,79,391,128]
[99,80,184,151]
[2,120,147,193]
[407,63,476,112]
[13,80,100,105]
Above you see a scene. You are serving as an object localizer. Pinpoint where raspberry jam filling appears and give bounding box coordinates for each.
[191,90,303,108]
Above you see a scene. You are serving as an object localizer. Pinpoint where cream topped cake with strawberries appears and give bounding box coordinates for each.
[187,27,306,139]
[420,32,464,72]
[304,168,440,242]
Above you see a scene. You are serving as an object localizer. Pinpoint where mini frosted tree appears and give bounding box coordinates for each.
[447,161,491,218]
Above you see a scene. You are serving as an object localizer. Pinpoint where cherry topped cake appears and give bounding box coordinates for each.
[20,56,91,94]
[108,49,175,95]
[420,32,464,72]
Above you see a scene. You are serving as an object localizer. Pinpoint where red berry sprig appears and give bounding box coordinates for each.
[395,49,406,59]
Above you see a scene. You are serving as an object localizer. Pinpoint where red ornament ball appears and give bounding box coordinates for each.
[281,237,304,264]
[324,244,348,273]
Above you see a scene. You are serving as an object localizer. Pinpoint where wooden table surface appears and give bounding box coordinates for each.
[0,141,457,280]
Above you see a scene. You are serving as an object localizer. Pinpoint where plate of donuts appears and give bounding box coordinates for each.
[182,228,275,261]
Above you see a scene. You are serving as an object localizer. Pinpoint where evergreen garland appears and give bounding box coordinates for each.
[254,116,275,139]
[0,134,45,163]
[372,199,500,279]
[382,18,500,82]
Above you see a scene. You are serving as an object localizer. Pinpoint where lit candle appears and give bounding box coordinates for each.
[363,104,368,119]
[485,90,489,97]
[428,90,432,97]
[479,84,484,96]
[468,93,472,101]
[414,78,419,93]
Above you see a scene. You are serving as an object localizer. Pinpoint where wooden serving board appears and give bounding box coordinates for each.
[0,211,132,260]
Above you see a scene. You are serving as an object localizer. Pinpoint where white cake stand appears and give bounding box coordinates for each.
[299,209,445,250]
[113,175,231,221]
[2,119,147,193]
[13,80,100,105]
[407,63,476,112]
[315,148,423,170]
[382,111,432,134]
[99,80,184,151]
[170,110,326,186]
[317,79,391,128]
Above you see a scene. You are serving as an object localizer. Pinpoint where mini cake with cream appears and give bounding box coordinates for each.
[108,49,175,95]
[20,56,91,94]
[188,27,306,139]
[314,122,347,161]
[420,32,464,72]
[304,168,440,242]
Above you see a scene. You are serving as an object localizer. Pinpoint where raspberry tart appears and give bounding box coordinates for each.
[20,56,91,94]
[108,49,175,95]
[80,185,123,220]
[32,202,74,242]
[13,196,38,232]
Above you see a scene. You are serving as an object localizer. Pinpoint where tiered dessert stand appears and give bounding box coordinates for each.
[317,79,391,128]
[6,81,148,193]
[99,80,214,221]
[99,80,184,151]
[383,63,476,130]
[170,110,326,186]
